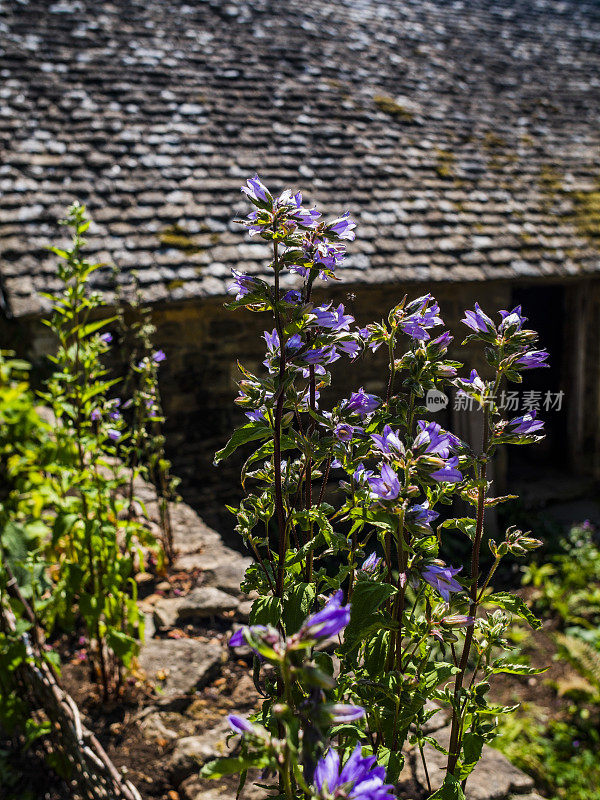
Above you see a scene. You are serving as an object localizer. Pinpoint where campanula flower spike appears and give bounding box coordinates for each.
[208,179,549,796]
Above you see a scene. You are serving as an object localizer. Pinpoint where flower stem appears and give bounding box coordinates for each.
[446,406,490,775]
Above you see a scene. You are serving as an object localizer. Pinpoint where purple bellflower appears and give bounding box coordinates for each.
[371,424,404,456]
[313,744,395,800]
[241,174,271,205]
[337,338,361,360]
[229,269,259,300]
[430,456,462,483]
[99,332,112,344]
[228,715,255,735]
[283,289,302,304]
[152,350,166,363]
[422,564,462,602]
[462,303,496,334]
[300,346,340,366]
[506,410,544,436]
[414,420,460,459]
[406,502,439,534]
[353,463,375,485]
[300,590,350,641]
[516,349,549,369]
[311,302,355,331]
[368,463,401,501]
[345,388,381,417]
[325,212,357,241]
[400,294,443,341]
[429,330,453,354]
[360,553,382,574]
[324,704,366,723]
[107,428,120,442]
[334,423,355,442]
[499,305,526,332]
[245,408,266,422]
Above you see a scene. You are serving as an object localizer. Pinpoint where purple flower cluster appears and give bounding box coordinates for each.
[237,175,357,293]
[400,294,444,341]
[461,303,549,373]
[313,745,395,800]
[414,421,463,484]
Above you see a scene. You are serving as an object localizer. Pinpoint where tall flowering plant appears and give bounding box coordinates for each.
[39,203,159,697]
[212,176,548,797]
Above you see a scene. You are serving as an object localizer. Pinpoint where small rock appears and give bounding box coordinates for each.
[135,571,154,584]
[236,600,253,622]
[412,724,535,799]
[139,638,222,705]
[230,673,260,708]
[167,719,230,785]
[177,587,239,620]
[144,611,156,640]
[140,710,195,742]
[153,597,181,629]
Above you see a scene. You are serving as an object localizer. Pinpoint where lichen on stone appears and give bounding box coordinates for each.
[373,95,415,122]
[159,225,204,254]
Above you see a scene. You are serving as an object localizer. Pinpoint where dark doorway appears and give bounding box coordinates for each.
[507,284,568,480]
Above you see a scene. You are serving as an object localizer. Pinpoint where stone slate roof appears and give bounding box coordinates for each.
[0,0,599,318]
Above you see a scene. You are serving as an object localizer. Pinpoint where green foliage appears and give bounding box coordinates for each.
[495,521,600,799]
[115,272,179,563]
[497,708,600,800]
[0,205,168,708]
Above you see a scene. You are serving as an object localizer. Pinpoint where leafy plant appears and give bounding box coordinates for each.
[38,203,158,697]
[115,273,179,563]
[205,174,549,798]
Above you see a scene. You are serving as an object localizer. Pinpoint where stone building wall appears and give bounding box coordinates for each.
[4,276,598,534]
[149,279,512,527]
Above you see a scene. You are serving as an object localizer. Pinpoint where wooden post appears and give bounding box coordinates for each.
[567,282,590,471]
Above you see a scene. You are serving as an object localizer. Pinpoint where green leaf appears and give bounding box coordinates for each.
[79,316,118,338]
[484,592,542,630]
[363,629,390,676]
[490,661,547,676]
[377,747,404,783]
[249,596,282,628]
[201,754,269,779]
[427,774,466,800]
[349,581,396,624]
[458,732,485,779]
[283,582,316,635]
[214,424,272,464]
[438,518,476,540]
[52,513,79,545]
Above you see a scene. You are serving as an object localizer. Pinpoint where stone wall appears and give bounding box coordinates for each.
[4,276,597,535]
[150,279,512,529]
